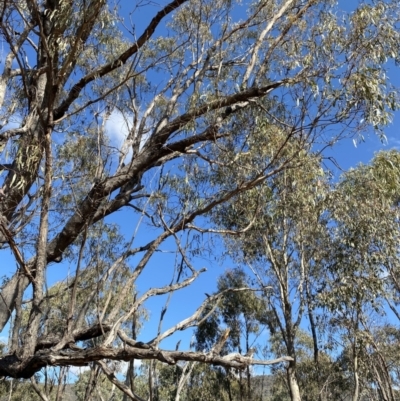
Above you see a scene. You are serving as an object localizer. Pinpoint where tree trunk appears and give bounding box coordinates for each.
[352,351,359,401]
[287,361,302,401]
[305,281,324,401]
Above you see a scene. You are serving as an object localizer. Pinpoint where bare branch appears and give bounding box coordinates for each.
[0,343,293,378]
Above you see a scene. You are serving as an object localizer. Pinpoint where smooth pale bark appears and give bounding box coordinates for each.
[264,231,304,401]
[0,272,29,330]
[352,352,359,401]
[0,0,398,386]
[287,362,302,401]
[286,333,302,401]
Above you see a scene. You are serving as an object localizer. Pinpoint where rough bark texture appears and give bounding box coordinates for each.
[0,343,292,379]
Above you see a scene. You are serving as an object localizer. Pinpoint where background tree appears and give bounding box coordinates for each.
[196,267,267,401]
[211,145,329,401]
[210,144,400,401]
[315,150,400,401]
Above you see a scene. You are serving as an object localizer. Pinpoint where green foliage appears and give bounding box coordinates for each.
[0,0,400,398]
[196,267,266,353]
[74,366,124,401]
[210,147,400,400]
[0,379,42,401]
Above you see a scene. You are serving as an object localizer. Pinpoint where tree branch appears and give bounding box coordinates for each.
[0,343,293,379]
[54,0,190,120]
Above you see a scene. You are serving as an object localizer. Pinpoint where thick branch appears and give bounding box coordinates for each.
[46,86,283,264]
[0,344,292,379]
[150,82,285,145]
[35,323,113,351]
[0,84,284,334]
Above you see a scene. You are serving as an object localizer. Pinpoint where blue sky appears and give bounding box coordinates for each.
[114,0,400,171]
[108,0,400,348]
[0,0,399,356]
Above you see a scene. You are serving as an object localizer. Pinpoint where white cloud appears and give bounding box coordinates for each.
[105,110,133,148]
[104,110,137,167]
[104,110,153,167]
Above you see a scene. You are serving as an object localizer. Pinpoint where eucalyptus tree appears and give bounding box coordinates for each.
[195,267,268,401]
[211,144,400,401]
[317,150,400,401]
[0,0,398,391]
[211,143,330,401]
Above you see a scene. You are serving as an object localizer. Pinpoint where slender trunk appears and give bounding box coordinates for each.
[122,360,135,401]
[305,281,324,401]
[371,352,395,401]
[83,365,99,401]
[283,306,301,401]
[149,360,158,401]
[286,332,301,401]
[245,325,251,401]
[305,282,318,364]
[31,376,51,401]
[352,350,359,401]
[55,366,67,401]
[227,372,233,401]
[123,314,137,401]
[7,379,13,401]
[239,368,244,401]
[175,362,196,401]
[287,361,302,401]
[373,364,389,401]
[246,365,251,401]
[377,352,396,401]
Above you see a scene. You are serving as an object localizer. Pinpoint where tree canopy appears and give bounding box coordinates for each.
[0,0,399,399]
